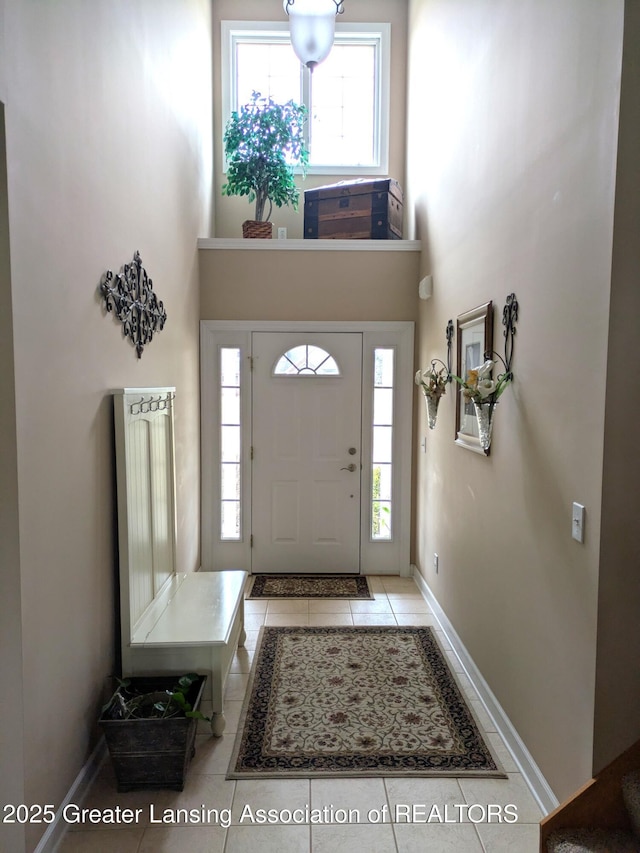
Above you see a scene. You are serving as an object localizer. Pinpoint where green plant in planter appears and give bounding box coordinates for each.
[100,673,209,792]
[222,91,309,224]
[101,673,210,722]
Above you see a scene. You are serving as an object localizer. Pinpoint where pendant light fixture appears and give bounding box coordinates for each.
[283,0,345,71]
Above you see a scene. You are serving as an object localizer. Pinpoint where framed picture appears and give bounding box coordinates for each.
[455,301,493,454]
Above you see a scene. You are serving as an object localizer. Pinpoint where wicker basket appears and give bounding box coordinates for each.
[242,220,273,239]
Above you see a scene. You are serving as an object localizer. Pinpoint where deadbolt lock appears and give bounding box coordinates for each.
[348,447,357,455]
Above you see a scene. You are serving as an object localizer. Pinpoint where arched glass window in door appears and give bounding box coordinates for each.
[273,344,340,376]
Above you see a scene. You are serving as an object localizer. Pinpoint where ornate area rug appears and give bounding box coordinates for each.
[248,574,373,599]
[227,626,506,779]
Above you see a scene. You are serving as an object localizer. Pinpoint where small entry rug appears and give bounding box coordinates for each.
[248,574,373,600]
[227,626,506,779]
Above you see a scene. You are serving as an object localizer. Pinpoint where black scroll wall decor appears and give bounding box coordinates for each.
[99,251,166,358]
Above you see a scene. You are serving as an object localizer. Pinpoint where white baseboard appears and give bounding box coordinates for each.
[411,566,559,817]
[33,739,107,853]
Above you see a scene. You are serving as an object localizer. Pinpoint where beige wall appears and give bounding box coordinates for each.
[0,0,5,100]
[0,102,26,853]
[593,0,640,774]
[199,246,420,321]
[408,0,622,800]
[0,2,212,850]
[211,0,408,239]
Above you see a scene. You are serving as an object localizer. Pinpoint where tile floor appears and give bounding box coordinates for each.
[57,576,543,852]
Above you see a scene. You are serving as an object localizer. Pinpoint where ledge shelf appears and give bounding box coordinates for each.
[198,238,421,253]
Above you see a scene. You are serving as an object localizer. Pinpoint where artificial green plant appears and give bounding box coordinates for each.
[101,673,210,722]
[222,91,309,222]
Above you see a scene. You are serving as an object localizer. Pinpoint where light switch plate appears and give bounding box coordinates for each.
[572,502,585,543]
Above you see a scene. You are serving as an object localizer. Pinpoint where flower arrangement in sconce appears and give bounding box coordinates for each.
[451,358,512,451]
[453,359,511,405]
[415,360,449,429]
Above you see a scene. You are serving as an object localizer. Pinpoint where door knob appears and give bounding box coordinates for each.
[340,463,357,472]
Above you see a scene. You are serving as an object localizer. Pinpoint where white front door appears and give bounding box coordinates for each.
[251,332,362,574]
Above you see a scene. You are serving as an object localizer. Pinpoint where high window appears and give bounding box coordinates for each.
[221,21,390,175]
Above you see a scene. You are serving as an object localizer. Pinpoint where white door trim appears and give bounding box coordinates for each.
[202,320,416,332]
[200,320,414,576]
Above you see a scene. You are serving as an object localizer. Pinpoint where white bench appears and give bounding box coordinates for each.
[125,569,246,736]
[113,388,246,736]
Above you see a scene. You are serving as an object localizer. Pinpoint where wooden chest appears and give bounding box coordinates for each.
[303,178,403,240]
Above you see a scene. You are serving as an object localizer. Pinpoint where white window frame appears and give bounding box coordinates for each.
[221,20,390,175]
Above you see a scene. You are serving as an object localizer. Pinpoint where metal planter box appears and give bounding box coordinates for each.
[99,674,207,792]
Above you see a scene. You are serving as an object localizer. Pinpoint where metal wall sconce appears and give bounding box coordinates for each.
[100,251,167,359]
[283,0,345,71]
[474,292,518,453]
[415,319,455,430]
[446,318,454,376]
[500,293,518,378]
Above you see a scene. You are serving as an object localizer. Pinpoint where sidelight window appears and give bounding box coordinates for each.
[372,347,394,540]
[220,347,242,540]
